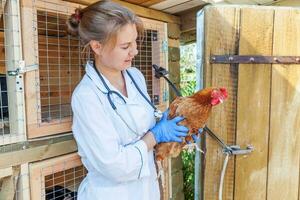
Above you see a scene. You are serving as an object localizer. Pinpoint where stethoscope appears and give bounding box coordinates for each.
[88,62,162,136]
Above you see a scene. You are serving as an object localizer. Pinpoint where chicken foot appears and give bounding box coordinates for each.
[182,142,204,153]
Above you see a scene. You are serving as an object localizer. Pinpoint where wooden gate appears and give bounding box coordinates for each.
[199,5,300,200]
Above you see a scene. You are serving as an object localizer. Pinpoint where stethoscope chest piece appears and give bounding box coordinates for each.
[154,109,163,121]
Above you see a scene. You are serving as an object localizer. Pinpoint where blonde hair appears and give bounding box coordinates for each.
[67,0,144,48]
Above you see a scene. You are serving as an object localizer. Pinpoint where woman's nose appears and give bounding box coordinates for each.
[129,47,138,57]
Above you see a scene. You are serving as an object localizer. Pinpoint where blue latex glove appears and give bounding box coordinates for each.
[150,110,189,143]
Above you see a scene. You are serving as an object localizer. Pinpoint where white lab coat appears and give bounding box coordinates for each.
[71,61,160,200]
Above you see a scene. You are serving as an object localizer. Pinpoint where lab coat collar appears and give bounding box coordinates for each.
[85,61,138,103]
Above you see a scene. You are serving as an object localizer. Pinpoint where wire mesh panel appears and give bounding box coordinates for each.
[135,18,168,110]
[21,0,86,138]
[30,153,87,200]
[22,0,169,138]
[0,0,26,145]
[37,9,85,123]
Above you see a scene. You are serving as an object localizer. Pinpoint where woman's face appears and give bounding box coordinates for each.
[95,23,139,72]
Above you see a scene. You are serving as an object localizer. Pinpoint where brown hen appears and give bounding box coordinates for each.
[155,87,228,161]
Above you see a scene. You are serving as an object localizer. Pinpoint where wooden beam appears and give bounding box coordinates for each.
[163,0,206,14]
[0,134,77,169]
[150,0,190,10]
[62,0,181,24]
[272,0,300,6]
[141,0,166,7]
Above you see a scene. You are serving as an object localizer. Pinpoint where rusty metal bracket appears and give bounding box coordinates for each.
[210,55,300,64]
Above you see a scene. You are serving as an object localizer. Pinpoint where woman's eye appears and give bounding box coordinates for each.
[122,46,130,50]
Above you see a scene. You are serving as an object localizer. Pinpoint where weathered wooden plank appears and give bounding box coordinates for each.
[17,164,31,200]
[163,0,206,14]
[21,0,40,132]
[27,119,72,138]
[203,5,240,200]
[267,8,300,200]
[234,7,273,200]
[0,167,13,179]
[150,0,190,10]
[0,166,20,200]
[4,0,25,139]
[272,0,300,6]
[141,0,166,7]
[62,0,181,24]
[0,136,77,169]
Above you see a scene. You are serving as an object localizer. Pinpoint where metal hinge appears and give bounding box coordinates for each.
[210,55,300,64]
[7,61,38,76]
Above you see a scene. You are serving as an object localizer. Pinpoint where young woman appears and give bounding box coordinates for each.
[69,1,189,199]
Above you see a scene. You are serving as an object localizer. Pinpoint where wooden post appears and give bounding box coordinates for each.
[3,0,26,145]
[167,22,185,200]
[0,166,20,200]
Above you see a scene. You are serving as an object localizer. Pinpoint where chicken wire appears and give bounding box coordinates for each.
[42,165,86,199]
[29,154,87,200]
[133,19,168,105]
[30,0,168,129]
[0,155,86,200]
[33,1,86,124]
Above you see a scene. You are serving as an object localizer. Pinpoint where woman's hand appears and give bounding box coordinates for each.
[150,110,189,143]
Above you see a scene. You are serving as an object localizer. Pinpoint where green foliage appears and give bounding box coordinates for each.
[180,43,196,200]
[181,80,196,97]
[182,150,195,200]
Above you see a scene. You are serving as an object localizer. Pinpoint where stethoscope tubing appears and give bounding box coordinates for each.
[92,62,158,112]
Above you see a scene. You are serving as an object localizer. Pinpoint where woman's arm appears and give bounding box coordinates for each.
[142,131,156,151]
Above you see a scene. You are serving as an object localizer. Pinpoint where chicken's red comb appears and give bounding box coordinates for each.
[220,87,228,98]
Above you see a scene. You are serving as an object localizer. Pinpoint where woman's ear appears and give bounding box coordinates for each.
[89,40,102,56]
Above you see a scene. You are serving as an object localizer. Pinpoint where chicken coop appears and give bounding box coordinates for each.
[1,0,300,200]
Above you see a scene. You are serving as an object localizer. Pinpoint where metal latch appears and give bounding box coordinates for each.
[7,61,38,76]
[204,126,254,156]
[162,40,168,53]
[223,145,254,155]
